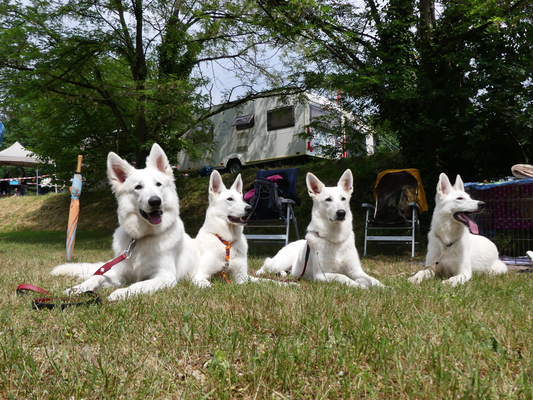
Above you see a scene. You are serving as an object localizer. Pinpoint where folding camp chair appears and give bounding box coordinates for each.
[362,169,428,257]
[245,168,300,247]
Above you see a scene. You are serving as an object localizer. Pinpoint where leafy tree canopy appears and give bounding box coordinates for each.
[2,0,532,192]
[254,0,533,185]
[0,0,302,186]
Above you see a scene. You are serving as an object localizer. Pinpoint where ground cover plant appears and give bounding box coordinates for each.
[1,157,532,398]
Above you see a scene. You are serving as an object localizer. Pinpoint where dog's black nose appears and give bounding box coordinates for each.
[245,205,253,215]
[478,201,486,211]
[148,196,161,208]
[336,210,346,220]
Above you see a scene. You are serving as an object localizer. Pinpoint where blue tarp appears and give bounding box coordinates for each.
[465,178,533,190]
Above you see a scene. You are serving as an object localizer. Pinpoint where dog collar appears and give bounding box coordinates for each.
[214,234,232,284]
[435,233,456,248]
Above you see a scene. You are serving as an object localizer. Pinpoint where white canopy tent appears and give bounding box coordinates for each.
[0,141,53,194]
[0,141,41,166]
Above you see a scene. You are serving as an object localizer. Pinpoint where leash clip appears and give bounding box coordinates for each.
[124,239,136,258]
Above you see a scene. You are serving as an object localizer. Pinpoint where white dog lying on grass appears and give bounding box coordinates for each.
[256,169,384,288]
[52,144,200,300]
[409,173,507,286]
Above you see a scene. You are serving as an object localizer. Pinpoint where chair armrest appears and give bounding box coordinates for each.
[362,203,375,210]
[408,202,419,209]
[281,198,296,205]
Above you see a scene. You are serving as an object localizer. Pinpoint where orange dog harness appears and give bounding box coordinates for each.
[215,234,233,284]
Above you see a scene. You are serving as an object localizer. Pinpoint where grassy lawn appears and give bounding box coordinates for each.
[1,230,532,399]
[0,156,531,399]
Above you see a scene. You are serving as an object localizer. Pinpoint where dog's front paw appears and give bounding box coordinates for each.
[443,275,467,287]
[192,278,211,288]
[369,278,385,288]
[408,271,424,284]
[254,268,265,276]
[64,285,81,296]
[65,284,94,296]
[107,288,131,301]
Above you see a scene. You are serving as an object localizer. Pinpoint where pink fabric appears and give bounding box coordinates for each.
[244,174,283,203]
[266,174,284,183]
[244,189,255,202]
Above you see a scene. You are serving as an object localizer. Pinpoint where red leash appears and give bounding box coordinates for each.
[17,239,136,309]
[16,284,101,310]
[93,239,135,275]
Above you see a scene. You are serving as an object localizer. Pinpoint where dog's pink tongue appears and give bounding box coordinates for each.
[466,215,479,235]
[148,211,162,225]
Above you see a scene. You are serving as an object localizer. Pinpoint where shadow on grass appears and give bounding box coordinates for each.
[0,230,112,250]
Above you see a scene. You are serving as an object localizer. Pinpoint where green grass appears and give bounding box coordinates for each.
[0,155,531,398]
[1,231,532,399]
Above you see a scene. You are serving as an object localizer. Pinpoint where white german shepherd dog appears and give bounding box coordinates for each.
[409,173,508,286]
[256,169,383,288]
[192,170,257,287]
[52,144,200,300]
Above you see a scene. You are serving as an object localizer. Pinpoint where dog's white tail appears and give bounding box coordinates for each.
[490,260,508,275]
[51,262,105,280]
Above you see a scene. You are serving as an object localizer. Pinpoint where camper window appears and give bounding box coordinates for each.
[231,114,255,130]
[310,104,330,120]
[267,106,295,131]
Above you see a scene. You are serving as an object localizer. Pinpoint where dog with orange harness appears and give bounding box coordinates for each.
[192,170,256,287]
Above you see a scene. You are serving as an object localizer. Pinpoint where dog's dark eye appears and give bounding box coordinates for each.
[156,182,162,187]
[325,198,332,202]
[341,197,346,201]
[457,197,464,200]
[135,184,142,190]
[227,197,234,202]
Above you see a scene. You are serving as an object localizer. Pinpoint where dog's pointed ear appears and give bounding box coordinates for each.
[437,173,452,199]
[453,175,464,191]
[209,170,226,197]
[107,152,134,189]
[230,174,243,195]
[338,169,353,194]
[146,143,173,176]
[306,172,324,197]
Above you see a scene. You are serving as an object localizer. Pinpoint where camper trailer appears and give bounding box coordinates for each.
[177,93,374,173]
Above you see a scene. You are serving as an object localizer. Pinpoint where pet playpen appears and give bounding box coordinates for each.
[465,178,533,264]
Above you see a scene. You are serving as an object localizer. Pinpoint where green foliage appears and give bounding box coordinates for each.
[0,0,270,187]
[3,0,531,193]
[254,0,533,192]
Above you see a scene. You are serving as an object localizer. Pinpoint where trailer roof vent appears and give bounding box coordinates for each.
[231,114,254,130]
